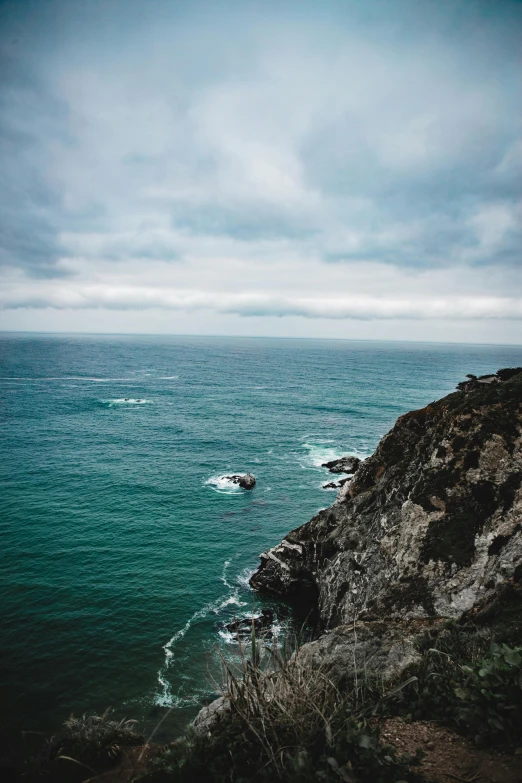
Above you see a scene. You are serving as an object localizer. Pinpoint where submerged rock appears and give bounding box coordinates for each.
[225,473,256,490]
[250,368,522,630]
[322,456,361,474]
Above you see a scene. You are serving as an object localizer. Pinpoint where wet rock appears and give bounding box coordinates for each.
[322,456,361,474]
[225,473,256,490]
[223,608,275,640]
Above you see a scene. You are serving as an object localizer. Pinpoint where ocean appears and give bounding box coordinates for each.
[2,333,522,738]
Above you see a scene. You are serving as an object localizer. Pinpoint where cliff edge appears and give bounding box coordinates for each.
[250,368,522,632]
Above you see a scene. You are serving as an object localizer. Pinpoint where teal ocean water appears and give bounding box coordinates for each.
[2,334,522,737]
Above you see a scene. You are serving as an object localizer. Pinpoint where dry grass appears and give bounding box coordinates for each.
[221,644,345,774]
[149,635,422,782]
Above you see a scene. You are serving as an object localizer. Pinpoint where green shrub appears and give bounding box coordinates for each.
[455,643,522,746]
[386,624,491,723]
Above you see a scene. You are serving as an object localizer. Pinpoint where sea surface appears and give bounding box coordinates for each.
[2,334,522,737]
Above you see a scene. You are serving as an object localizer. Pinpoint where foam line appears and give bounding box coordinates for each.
[221,560,233,589]
[0,376,135,382]
[155,560,252,706]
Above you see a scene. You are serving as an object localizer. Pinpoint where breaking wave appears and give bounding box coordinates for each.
[205,474,244,495]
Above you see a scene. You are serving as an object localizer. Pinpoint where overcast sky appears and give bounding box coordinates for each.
[0,0,521,343]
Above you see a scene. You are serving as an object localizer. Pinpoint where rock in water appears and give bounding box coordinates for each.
[250,368,522,631]
[321,456,361,474]
[225,473,256,490]
[222,609,275,641]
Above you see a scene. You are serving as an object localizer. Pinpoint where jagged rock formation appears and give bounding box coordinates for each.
[323,477,351,490]
[322,456,361,474]
[250,369,522,631]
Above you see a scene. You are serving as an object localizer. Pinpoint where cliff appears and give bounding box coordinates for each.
[250,368,522,638]
[192,368,522,746]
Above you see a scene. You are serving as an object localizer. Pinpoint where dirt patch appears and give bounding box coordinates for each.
[380,716,522,783]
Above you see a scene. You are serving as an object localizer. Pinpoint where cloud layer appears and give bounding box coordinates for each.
[0,0,521,340]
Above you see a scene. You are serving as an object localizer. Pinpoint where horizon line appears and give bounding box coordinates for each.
[1,329,521,349]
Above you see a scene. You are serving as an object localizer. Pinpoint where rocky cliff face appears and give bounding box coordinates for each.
[250,368,522,632]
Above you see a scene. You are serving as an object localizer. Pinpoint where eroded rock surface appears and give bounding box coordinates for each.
[295,619,444,686]
[250,368,522,630]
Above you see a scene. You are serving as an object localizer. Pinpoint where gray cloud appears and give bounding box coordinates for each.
[0,0,521,338]
[0,51,73,275]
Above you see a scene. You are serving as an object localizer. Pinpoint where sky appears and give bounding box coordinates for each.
[0,0,521,343]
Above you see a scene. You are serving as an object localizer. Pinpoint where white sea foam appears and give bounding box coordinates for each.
[221,560,233,589]
[205,474,243,495]
[301,441,369,470]
[159,375,179,380]
[217,628,236,644]
[156,580,247,706]
[155,560,259,705]
[155,595,228,706]
[236,567,255,589]
[105,398,152,406]
[271,620,283,639]
[214,594,247,612]
[217,613,284,647]
[0,376,135,382]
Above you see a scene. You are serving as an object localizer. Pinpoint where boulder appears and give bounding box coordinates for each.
[225,473,256,490]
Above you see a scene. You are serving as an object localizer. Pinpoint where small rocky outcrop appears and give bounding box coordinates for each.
[250,368,522,631]
[322,456,361,474]
[323,477,351,490]
[226,473,256,490]
[222,609,275,641]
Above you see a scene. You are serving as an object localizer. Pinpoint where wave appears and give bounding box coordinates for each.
[155,597,225,707]
[214,594,247,612]
[236,567,255,589]
[300,441,369,470]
